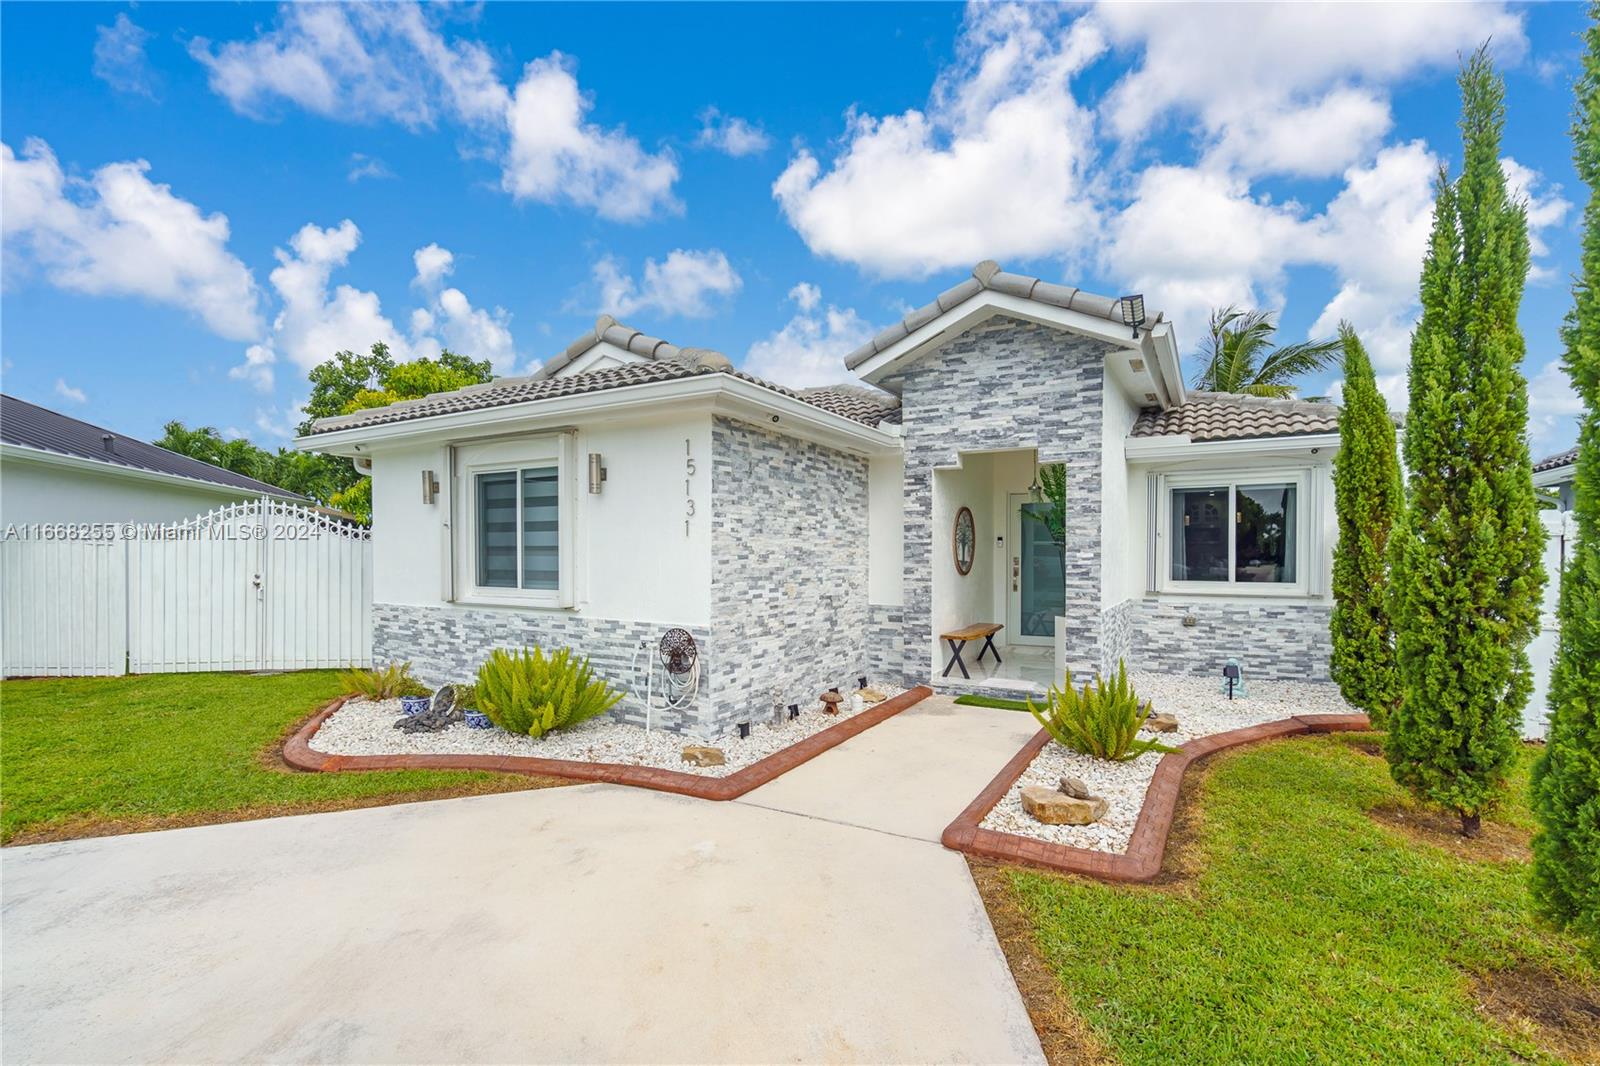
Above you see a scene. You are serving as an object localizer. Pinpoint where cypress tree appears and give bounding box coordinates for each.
[1330,325,1403,726]
[1532,8,1600,957]
[1387,47,1544,838]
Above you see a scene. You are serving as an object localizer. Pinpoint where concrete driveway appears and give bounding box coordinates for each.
[2,698,1044,1064]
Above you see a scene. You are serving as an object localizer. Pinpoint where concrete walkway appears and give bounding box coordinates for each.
[2,698,1044,1064]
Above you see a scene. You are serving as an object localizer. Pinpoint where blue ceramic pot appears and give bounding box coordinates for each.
[400,695,431,716]
[464,709,492,730]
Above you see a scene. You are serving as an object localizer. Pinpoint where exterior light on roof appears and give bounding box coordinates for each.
[1121,294,1147,339]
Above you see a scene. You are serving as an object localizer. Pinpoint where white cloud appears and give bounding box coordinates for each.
[54,379,87,404]
[191,4,679,221]
[773,4,1106,277]
[1527,358,1582,451]
[1502,156,1573,279]
[1104,164,1308,343]
[347,153,393,182]
[743,286,877,388]
[502,53,679,221]
[696,107,771,157]
[234,228,520,386]
[189,3,506,128]
[1093,2,1525,177]
[229,343,277,392]
[411,243,454,290]
[94,13,156,98]
[592,249,742,319]
[1,138,263,340]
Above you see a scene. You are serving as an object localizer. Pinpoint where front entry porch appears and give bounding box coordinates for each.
[929,448,1071,696]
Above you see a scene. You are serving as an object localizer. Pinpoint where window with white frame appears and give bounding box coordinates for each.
[1159,472,1307,592]
[454,434,573,606]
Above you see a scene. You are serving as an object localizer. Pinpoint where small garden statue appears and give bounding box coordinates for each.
[394,683,461,733]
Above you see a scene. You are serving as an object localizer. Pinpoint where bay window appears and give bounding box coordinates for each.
[1160,472,1306,593]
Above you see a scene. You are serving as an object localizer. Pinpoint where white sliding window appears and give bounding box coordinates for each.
[1159,472,1307,595]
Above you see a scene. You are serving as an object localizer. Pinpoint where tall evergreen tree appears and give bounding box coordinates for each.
[1330,325,1403,726]
[1387,47,1544,837]
[1532,7,1600,958]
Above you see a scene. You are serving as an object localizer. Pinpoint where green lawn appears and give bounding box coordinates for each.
[998,735,1598,1065]
[954,693,1035,711]
[0,671,560,844]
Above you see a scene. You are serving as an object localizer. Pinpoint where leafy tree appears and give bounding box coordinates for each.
[1330,325,1404,726]
[298,344,494,522]
[160,346,494,524]
[1192,306,1342,398]
[1532,7,1600,959]
[1387,47,1543,838]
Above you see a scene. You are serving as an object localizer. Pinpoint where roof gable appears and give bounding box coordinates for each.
[841,260,1185,407]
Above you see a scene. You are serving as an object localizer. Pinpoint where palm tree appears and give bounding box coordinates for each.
[1192,306,1341,398]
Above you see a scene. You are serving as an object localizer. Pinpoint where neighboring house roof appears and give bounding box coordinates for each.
[306,337,902,436]
[843,259,1156,371]
[1535,447,1577,475]
[0,393,306,500]
[1131,392,1340,442]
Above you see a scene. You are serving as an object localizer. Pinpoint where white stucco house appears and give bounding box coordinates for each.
[300,261,1341,737]
[1,394,306,526]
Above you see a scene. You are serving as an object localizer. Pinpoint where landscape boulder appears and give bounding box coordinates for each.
[681,745,726,767]
[1058,775,1091,799]
[1021,785,1108,825]
[1146,712,1179,733]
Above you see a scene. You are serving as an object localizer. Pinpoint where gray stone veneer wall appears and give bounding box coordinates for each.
[865,604,907,689]
[1125,598,1333,680]
[373,602,711,733]
[881,316,1113,686]
[1100,599,1135,675]
[707,417,870,735]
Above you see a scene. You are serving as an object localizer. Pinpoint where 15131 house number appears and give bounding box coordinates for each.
[684,438,696,536]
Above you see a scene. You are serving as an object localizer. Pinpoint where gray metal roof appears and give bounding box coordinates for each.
[842,260,1156,371]
[307,336,901,436]
[0,394,306,498]
[1535,447,1577,474]
[1131,392,1340,442]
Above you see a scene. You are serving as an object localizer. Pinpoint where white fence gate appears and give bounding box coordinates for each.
[2,499,371,677]
[1527,507,1575,739]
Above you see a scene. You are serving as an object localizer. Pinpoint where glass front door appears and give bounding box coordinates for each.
[1008,494,1065,646]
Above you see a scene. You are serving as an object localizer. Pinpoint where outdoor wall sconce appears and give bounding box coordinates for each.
[587,452,607,494]
[1121,293,1147,339]
[421,469,439,505]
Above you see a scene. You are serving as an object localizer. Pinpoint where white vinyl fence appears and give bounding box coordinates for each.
[2,498,371,677]
[1526,507,1575,739]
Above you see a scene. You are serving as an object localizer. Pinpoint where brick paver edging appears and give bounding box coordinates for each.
[940,711,1371,882]
[283,686,934,801]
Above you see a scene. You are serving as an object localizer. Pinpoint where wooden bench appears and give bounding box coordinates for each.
[939,623,1003,679]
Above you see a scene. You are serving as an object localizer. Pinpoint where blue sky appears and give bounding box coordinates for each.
[0,2,1588,455]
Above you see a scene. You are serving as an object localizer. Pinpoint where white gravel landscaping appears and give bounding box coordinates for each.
[309,691,901,778]
[978,672,1359,854]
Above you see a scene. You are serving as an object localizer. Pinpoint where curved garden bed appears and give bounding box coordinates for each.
[285,685,933,801]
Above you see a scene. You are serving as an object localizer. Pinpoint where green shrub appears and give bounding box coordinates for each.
[1026,662,1179,762]
[474,647,624,738]
[453,682,478,709]
[338,662,422,700]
